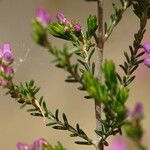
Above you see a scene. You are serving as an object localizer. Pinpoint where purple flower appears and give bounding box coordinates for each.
[56,11,71,25]
[108,138,126,150]
[143,43,150,55]
[74,24,81,31]
[16,138,47,150]
[36,7,51,26]
[32,138,46,149]
[133,102,143,116]
[0,79,9,87]
[5,66,13,76]
[56,12,65,22]
[143,58,150,68]
[1,43,14,63]
[16,142,28,150]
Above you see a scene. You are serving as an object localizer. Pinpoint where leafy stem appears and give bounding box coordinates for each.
[6,80,94,147]
[118,2,149,87]
[104,0,132,42]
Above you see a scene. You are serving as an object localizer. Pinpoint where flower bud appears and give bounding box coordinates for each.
[1,43,14,63]
[56,12,65,23]
[5,66,13,76]
[36,7,51,27]
[133,102,143,116]
[143,58,150,68]
[74,24,81,31]
[0,79,8,87]
[16,142,28,150]
[143,43,150,54]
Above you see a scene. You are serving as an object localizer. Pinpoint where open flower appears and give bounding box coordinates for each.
[36,7,51,27]
[0,43,14,63]
[108,138,126,150]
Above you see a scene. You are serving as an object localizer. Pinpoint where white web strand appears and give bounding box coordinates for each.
[13,44,32,73]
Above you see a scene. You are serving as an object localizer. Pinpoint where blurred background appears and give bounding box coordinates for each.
[0,0,150,149]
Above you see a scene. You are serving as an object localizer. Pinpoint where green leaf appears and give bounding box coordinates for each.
[29,80,34,87]
[32,21,47,45]
[53,126,67,130]
[83,72,108,103]
[20,102,27,109]
[30,113,43,116]
[117,87,129,104]
[43,101,49,115]
[46,122,57,126]
[48,22,74,41]
[103,60,118,94]
[86,15,97,39]
[70,133,78,137]
[75,141,92,145]
[54,142,66,150]
[62,113,68,125]
[55,109,59,121]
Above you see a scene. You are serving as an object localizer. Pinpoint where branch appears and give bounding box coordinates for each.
[7,81,95,147]
[117,2,148,87]
[104,0,132,42]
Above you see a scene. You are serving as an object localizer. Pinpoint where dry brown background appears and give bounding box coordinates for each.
[0,0,150,150]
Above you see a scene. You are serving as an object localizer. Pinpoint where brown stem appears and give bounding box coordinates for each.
[95,0,104,150]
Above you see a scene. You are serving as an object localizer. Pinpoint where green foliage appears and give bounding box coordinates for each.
[103,60,117,94]
[53,142,66,150]
[104,3,122,38]
[83,72,108,103]
[48,22,75,41]
[46,109,93,145]
[120,0,127,7]
[133,0,150,19]
[32,20,47,46]
[86,15,97,40]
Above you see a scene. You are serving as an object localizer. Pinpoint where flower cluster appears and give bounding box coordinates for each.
[0,43,14,87]
[32,8,82,46]
[56,11,81,32]
[143,43,150,68]
[17,138,47,150]
[35,8,81,32]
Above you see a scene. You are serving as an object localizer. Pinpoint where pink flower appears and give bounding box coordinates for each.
[16,142,28,150]
[56,11,70,25]
[74,24,81,31]
[133,102,143,116]
[56,12,65,23]
[143,58,150,68]
[0,79,9,87]
[108,138,126,150]
[36,7,51,26]
[0,43,14,63]
[17,138,46,150]
[143,43,150,55]
[32,138,46,149]
[5,66,13,76]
